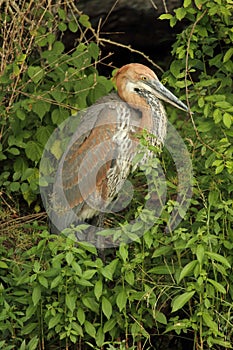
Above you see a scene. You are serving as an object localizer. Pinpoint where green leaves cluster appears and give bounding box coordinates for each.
[0,1,113,207]
[158,0,233,348]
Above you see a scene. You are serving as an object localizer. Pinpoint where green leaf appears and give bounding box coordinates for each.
[0,261,8,268]
[25,141,43,162]
[152,246,172,258]
[96,327,105,347]
[103,318,117,333]
[116,290,127,311]
[179,260,198,283]
[36,126,53,145]
[38,275,48,288]
[84,320,96,338]
[153,310,167,325]
[88,42,99,60]
[119,243,128,262]
[51,275,62,289]
[77,307,85,325]
[175,7,187,21]
[202,311,219,332]
[206,252,231,268]
[66,251,74,265]
[82,269,96,280]
[223,112,232,128]
[196,244,205,265]
[102,296,112,319]
[66,293,76,313]
[184,0,192,7]
[223,47,233,63]
[207,278,226,294]
[32,285,41,306]
[94,279,103,300]
[79,14,91,28]
[50,139,63,160]
[68,19,78,33]
[7,147,20,155]
[172,291,195,312]
[21,322,37,335]
[159,14,173,20]
[48,313,62,329]
[28,66,44,83]
[170,60,181,77]
[82,296,99,313]
[27,336,39,350]
[125,270,134,285]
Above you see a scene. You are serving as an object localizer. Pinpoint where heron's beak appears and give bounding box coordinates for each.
[146,79,189,113]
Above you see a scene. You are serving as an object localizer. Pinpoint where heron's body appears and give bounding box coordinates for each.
[55,64,188,227]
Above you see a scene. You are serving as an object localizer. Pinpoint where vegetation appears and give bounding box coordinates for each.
[0,0,233,349]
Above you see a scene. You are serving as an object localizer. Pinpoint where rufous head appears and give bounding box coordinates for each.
[114,63,188,112]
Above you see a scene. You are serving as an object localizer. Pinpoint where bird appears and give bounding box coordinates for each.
[48,63,189,235]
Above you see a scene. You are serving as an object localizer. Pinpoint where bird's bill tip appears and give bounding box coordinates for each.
[148,79,190,113]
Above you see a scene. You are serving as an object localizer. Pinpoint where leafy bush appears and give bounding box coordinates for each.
[0,0,112,208]
[1,0,233,349]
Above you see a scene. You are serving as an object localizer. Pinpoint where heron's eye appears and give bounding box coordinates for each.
[141,76,148,81]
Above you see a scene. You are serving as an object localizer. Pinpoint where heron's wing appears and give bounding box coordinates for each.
[61,100,123,220]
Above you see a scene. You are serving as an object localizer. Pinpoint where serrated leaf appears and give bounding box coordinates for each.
[172,291,195,312]
[102,296,112,319]
[179,260,198,283]
[116,290,127,312]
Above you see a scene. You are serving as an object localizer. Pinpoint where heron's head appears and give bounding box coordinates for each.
[114,63,188,113]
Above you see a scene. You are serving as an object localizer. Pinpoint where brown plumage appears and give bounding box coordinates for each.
[52,63,188,230]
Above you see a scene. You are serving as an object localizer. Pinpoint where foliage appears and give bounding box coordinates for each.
[1,0,233,349]
[0,0,113,208]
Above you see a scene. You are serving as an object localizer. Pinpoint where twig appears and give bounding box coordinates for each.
[99,38,164,73]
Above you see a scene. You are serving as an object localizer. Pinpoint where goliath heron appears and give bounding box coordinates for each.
[49,63,189,234]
